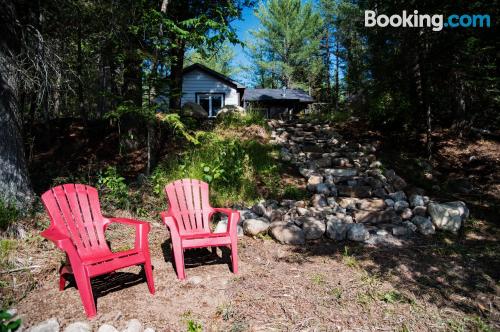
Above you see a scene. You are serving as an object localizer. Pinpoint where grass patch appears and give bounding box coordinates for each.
[216,110,268,129]
[0,239,16,265]
[311,273,326,286]
[150,129,281,207]
[342,246,359,268]
[446,316,493,332]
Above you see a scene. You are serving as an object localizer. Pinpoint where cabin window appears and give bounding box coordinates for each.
[196,93,225,117]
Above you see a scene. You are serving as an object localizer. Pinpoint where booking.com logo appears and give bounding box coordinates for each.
[365,10,491,31]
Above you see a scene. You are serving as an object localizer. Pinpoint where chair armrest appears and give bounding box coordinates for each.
[212,208,240,235]
[41,228,72,250]
[160,210,181,238]
[105,217,151,249]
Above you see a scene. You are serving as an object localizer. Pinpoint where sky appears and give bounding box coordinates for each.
[231,6,260,86]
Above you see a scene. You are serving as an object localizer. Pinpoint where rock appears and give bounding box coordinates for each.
[392,226,411,237]
[143,329,155,332]
[326,197,337,207]
[280,199,296,208]
[412,206,427,216]
[332,158,350,167]
[187,276,203,285]
[388,191,407,202]
[357,199,385,211]
[307,175,324,191]
[326,219,349,240]
[409,194,425,207]
[301,217,326,240]
[182,102,208,119]
[251,203,267,217]
[97,325,119,332]
[296,207,309,216]
[242,218,270,236]
[316,183,330,195]
[64,322,91,332]
[384,199,395,207]
[214,219,228,233]
[369,161,383,168]
[270,208,286,222]
[338,197,358,209]
[280,148,293,161]
[337,185,372,198]
[354,209,399,224]
[314,157,332,168]
[391,175,407,190]
[312,194,327,208]
[400,208,413,220]
[122,319,143,332]
[216,105,246,117]
[324,168,358,177]
[299,167,316,178]
[403,220,417,232]
[30,318,59,332]
[240,210,258,220]
[364,233,403,246]
[411,216,435,235]
[347,224,370,241]
[394,200,409,212]
[428,201,469,233]
[269,222,306,245]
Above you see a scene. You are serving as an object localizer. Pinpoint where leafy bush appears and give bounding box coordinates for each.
[151,132,280,206]
[216,109,268,128]
[0,201,19,231]
[0,309,21,332]
[97,167,129,209]
[281,184,308,200]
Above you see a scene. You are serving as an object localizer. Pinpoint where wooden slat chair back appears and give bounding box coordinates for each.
[162,178,240,280]
[42,184,111,259]
[165,179,212,236]
[41,184,155,318]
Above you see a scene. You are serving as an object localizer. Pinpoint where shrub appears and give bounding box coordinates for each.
[0,309,21,332]
[216,109,268,128]
[0,201,19,231]
[97,166,129,209]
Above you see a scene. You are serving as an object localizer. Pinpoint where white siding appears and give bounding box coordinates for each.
[181,69,239,106]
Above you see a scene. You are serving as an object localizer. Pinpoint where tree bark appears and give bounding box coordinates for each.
[0,62,35,209]
[168,39,185,110]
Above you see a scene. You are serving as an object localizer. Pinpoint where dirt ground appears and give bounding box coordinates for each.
[10,216,499,331]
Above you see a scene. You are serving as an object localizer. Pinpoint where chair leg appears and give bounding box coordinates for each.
[143,259,155,294]
[211,246,217,255]
[172,243,185,280]
[73,267,96,318]
[231,242,238,274]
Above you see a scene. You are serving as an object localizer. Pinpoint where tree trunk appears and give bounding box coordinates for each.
[334,39,340,109]
[168,39,185,111]
[0,64,34,209]
[77,9,86,121]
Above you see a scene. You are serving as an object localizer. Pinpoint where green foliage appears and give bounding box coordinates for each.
[0,310,21,332]
[185,42,240,77]
[216,110,268,129]
[0,240,16,263]
[186,320,203,332]
[342,246,359,268]
[151,130,280,206]
[0,201,19,231]
[249,0,324,89]
[97,167,129,209]
[281,184,307,200]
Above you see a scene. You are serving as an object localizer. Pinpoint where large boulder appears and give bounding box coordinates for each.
[301,216,326,240]
[326,219,349,241]
[347,224,370,242]
[242,218,270,236]
[181,102,208,119]
[216,105,246,117]
[269,222,306,245]
[428,201,469,233]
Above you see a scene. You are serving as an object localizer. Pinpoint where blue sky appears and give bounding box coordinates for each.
[231,6,260,85]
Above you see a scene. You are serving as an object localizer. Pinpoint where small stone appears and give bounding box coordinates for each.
[337,185,372,198]
[369,161,382,168]
[354,209,398,224]
[324,168,358,177]
[295,200,306,208]
[30,318,60,332]
[187,276,202,285]
[428,201,469,233]
[392,175,407,190]
[251,203,267,217]
[403,220,417,232]
[384,199,395,207]
[409,194,425,207]
[144,329,155,332]
[394,200,410,212]
[269,222,306,245]
[411,216,435,235]
[400,208,413,220]
[213,219,228,233]
[301,217,326,240]
[326,219,349,241]
[242,218,270,236]
[122,319,143,332]
[312,194,327,208]
[357,199,385,211]
[316,183,330,195]
[296,207,309,216]
[314,156,332,168]
[64,322,91,332]
[307,174,324,189]
[270,208,286,222]
[412,206,427,216]
[392,226,412,237]
[347,224,370,241]
[388,191,407,202]
[97,325,119,332]
[338,197,358,209]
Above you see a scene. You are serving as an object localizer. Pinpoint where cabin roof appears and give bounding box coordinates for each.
[243,88,314,103]
[183,63,245,89]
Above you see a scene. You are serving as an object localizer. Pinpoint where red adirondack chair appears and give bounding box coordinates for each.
[161,179,240,280]
[41,184,155,318]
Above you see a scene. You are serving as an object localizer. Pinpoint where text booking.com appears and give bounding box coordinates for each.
[365,10,491,31]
